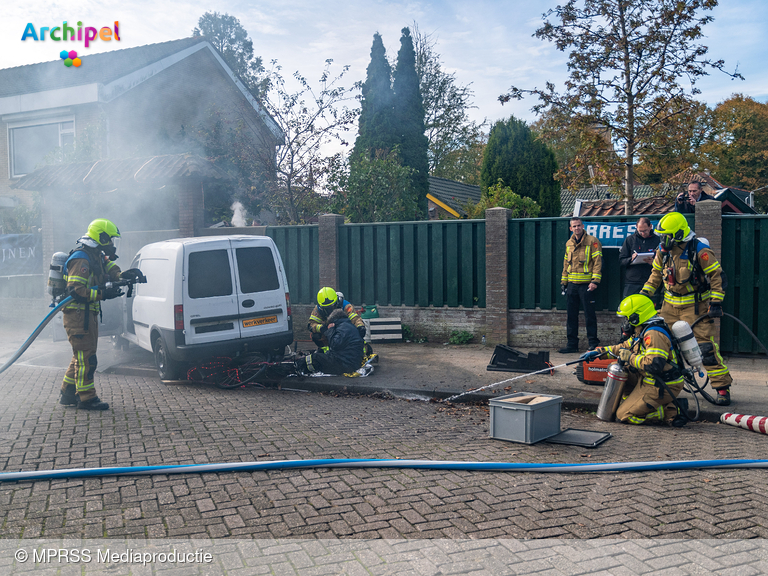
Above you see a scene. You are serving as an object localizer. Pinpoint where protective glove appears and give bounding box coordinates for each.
[708,302,723,318]
[120,268,144,281]
[102,286,124,300]
[357,325,367,339]
[640,290,653,297]
[561,282,568,295]
[319,325,328,335]
[579,349,602,362]
[618,348,633,363]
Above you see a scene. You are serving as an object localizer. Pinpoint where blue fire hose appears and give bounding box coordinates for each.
[0,295,73,376]
[1,457,768,483]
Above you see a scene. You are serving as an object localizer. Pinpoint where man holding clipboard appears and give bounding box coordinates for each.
[619,217,660,300]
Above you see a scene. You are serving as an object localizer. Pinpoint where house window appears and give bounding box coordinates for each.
[8,119,74,178]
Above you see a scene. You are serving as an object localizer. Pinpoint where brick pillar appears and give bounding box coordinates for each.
[318,213,344,289]
[485,207,511,345]
[179,180,203,238]
[695,199,722,341]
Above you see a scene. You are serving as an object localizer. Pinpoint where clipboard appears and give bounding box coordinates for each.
[631,251,655,265]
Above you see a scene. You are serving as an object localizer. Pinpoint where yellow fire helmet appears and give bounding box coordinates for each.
[617,293,657,326]
[86,219,121,246]
[316,286,339,311]
[656,212,690,250]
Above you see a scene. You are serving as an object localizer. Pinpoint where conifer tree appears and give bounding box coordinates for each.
[352,34,396,160]
[481,116,560,217]
[393,27,430,219]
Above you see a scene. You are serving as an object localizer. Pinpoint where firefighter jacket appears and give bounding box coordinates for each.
[642,236,725,307]
[561,233,602,285]
[63,243,122,312]
[603,322,684,388]
[325,316,365,372]
[307,298,364,335]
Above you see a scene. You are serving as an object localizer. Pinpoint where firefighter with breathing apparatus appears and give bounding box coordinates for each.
[307,287,366,351]
[55,219,134,410]
[581,294,688,425]
[640,212,732,405]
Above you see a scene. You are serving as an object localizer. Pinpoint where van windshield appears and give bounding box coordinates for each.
[188,250,233,298]
[235,247,280,293]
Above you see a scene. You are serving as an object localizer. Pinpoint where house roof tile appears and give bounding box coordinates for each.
[427,176,482,217]
[0,37,205,97]
[9,153,231,191]
[560,185,660,216]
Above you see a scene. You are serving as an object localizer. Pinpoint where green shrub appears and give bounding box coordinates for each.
[449,330,473,345]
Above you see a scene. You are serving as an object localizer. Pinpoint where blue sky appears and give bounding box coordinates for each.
[4,0,766,129]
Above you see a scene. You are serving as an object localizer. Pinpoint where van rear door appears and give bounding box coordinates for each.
[231,237,288,341]
[182,239,240,346]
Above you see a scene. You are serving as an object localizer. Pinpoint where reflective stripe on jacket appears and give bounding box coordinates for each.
[562,233,602,285]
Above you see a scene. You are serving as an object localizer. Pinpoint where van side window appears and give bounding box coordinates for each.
[236,247,280,293]
[189,250,233,298]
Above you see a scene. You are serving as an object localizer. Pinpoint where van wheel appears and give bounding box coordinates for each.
[153,338,181,380]
[267,348,285,362]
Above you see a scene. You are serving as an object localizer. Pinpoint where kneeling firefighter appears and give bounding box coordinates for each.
[580,294,685,425]
[296,309,364,375]
[307,287,366,350]
[59,219,125,410]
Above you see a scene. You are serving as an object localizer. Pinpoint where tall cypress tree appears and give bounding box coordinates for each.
[481,116,560,217]
[353,33,396,160]
[393,27,429,219]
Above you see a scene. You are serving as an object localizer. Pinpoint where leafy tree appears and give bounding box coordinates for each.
[393,27,430,219]
[328,149,417,222]
[410,23,486,183]
[481,116,560,216]
[464,179,542,219]
[531,107,622,192]
[502,0,742,214]
[352,33,396,160]
[701,94,768,211]
[634,97,713,187]
[256,60,359,224]
[194,12,268,99]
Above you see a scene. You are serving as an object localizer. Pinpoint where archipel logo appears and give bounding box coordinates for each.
[21,21,121,68]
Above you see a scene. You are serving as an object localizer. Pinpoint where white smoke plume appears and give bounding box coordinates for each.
[231,201,247,227]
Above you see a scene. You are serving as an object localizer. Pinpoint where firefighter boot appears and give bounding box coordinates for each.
[77,396,110,410]
[59,384,78,406]
[714,388,731,407]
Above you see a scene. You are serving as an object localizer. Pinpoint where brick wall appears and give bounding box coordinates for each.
[484,208,510,345]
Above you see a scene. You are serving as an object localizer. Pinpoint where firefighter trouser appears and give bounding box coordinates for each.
[660,300,732,390]
[566,282,599,348]
[61,309,100,401]
[303,350,355,376]
[616,372,684,425]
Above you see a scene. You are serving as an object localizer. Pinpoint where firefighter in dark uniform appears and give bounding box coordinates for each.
[297,309,364,375]
[641,212,732,405]
[307,287,366,350]
[584,294,685,424]
[560,217,602,353]
[59,219,124,410]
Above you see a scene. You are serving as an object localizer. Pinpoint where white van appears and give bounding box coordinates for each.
[120,235,293,379]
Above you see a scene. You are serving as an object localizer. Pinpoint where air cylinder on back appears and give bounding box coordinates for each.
[671,320,703,373]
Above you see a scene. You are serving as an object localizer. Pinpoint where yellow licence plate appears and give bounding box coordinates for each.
[242,315,277,328]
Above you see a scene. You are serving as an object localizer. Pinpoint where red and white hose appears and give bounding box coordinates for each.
[720,413,768,435]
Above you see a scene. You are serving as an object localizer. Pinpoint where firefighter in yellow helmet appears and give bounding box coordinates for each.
[581,294,685,424]
[640,212,732,405]
[59,219,124,410]
[307,287,366,349]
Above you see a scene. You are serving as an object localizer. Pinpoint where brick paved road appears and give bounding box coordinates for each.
[1,364,768,543]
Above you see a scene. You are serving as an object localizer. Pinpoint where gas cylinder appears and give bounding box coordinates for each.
[596,362,629,421]
[671,320,704,373]
[47,252,68,298]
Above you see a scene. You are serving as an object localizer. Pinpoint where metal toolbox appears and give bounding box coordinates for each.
[489,392,562,444]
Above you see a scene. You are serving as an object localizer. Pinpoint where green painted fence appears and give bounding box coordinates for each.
[507,215,689,313]
[266,225,319,305]
[720,215,768,355]
[337,220,486,308]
